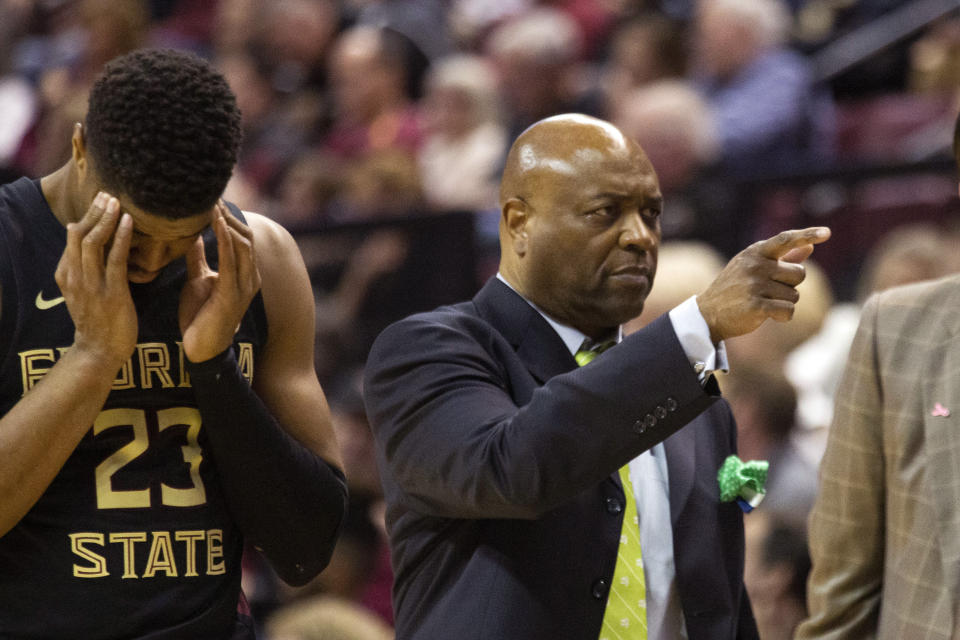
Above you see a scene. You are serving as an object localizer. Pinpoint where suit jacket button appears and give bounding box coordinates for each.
[591,578,609,599]
[654,405,667,419]
[632,419,645,434]
[605,497,623,514]
[643,414,657,430]
[666,397,678,412]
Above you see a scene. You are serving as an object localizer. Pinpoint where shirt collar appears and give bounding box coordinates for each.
[496,273,622,356]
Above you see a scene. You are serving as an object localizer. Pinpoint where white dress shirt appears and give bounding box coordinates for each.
[496,274,727,639]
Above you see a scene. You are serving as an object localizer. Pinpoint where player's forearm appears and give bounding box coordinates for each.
[0,347,120,536]
[185,347,347,586]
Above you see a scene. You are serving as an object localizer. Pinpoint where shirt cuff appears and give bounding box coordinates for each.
[668,296,729,381]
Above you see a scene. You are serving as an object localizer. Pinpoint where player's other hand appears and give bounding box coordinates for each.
[179,202,261,362]
[697,227,831,343]
[55,191,138,369]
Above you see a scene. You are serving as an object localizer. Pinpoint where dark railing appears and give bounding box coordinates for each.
[812,0,960,83]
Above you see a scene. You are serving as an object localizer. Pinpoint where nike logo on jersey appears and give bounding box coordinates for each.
[35,291,66,310]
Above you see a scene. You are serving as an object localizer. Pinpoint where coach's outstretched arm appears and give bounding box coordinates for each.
[366,226,830,519]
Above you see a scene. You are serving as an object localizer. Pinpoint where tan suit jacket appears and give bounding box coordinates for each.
[798,274,960,640]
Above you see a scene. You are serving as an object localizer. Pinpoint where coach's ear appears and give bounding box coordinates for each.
[502,197,531,257]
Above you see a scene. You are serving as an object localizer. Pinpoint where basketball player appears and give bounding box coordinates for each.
[0,49,347,638]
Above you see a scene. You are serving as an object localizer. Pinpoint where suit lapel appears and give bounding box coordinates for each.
[473,278,577,383]
[472,278,623,497]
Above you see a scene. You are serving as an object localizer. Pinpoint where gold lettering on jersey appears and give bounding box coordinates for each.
[112,358,135,390]
[237,342,254,383]
[19,348,55,395]
[158,407,206,507]
[109,531,148,578]
[93,409,151,509]
[143,531,178,578]
[137,343,175,389]
[69,533,109,578]
[69,528,226,579]
[207,529,226,575]
[19,342,255,393]
[175,530,205,577]
[176,341,191,388]
[93,407,206,510]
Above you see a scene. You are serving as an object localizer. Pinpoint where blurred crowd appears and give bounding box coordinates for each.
[2,0,960,638]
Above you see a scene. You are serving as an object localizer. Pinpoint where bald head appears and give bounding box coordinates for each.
[498,113,662,338]
[500,114,640,206]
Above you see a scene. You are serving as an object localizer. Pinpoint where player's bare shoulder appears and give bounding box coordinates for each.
[243,211,294,255]
[241,211,306,274]
[239,210,313,319]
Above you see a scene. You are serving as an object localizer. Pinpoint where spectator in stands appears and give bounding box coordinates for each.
[70,0,151,84]
[743,512,811,640]
[257,0,341,95]
[615,81,718,205]
[552,0,621,61]
[446,0,530,50]
[339,150,424,221]
[485,8,595,145]
[691,0,834,178]
[25,0,151,177]
[218,1,341,194]
[598,13,688,118]
[614,79,744,254]
[217,50,289,205]
[210,0,262,57]
[267,150,343,229]
[417,54,507,213]
[0,1,37,176]
[352,0,453,61]
[324,25,424,160]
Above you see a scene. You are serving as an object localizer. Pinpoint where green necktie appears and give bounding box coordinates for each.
[574,340,616,367]
[575,342,648,640]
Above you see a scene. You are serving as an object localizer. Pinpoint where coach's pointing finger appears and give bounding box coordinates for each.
[697,227,832,344]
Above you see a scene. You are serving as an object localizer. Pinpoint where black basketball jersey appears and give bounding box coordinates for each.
[0,178,267,639]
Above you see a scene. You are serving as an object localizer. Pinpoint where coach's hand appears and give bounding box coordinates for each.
[179,202,261,363]
[55,191,138,371]
[697,227,831,343]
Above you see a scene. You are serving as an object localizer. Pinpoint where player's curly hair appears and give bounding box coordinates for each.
[85,48,242,218]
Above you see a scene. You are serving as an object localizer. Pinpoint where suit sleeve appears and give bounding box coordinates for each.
[363,311,717,520]
[797,295,885,639]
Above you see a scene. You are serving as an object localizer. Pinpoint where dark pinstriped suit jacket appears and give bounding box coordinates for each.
[364,278,757,639]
